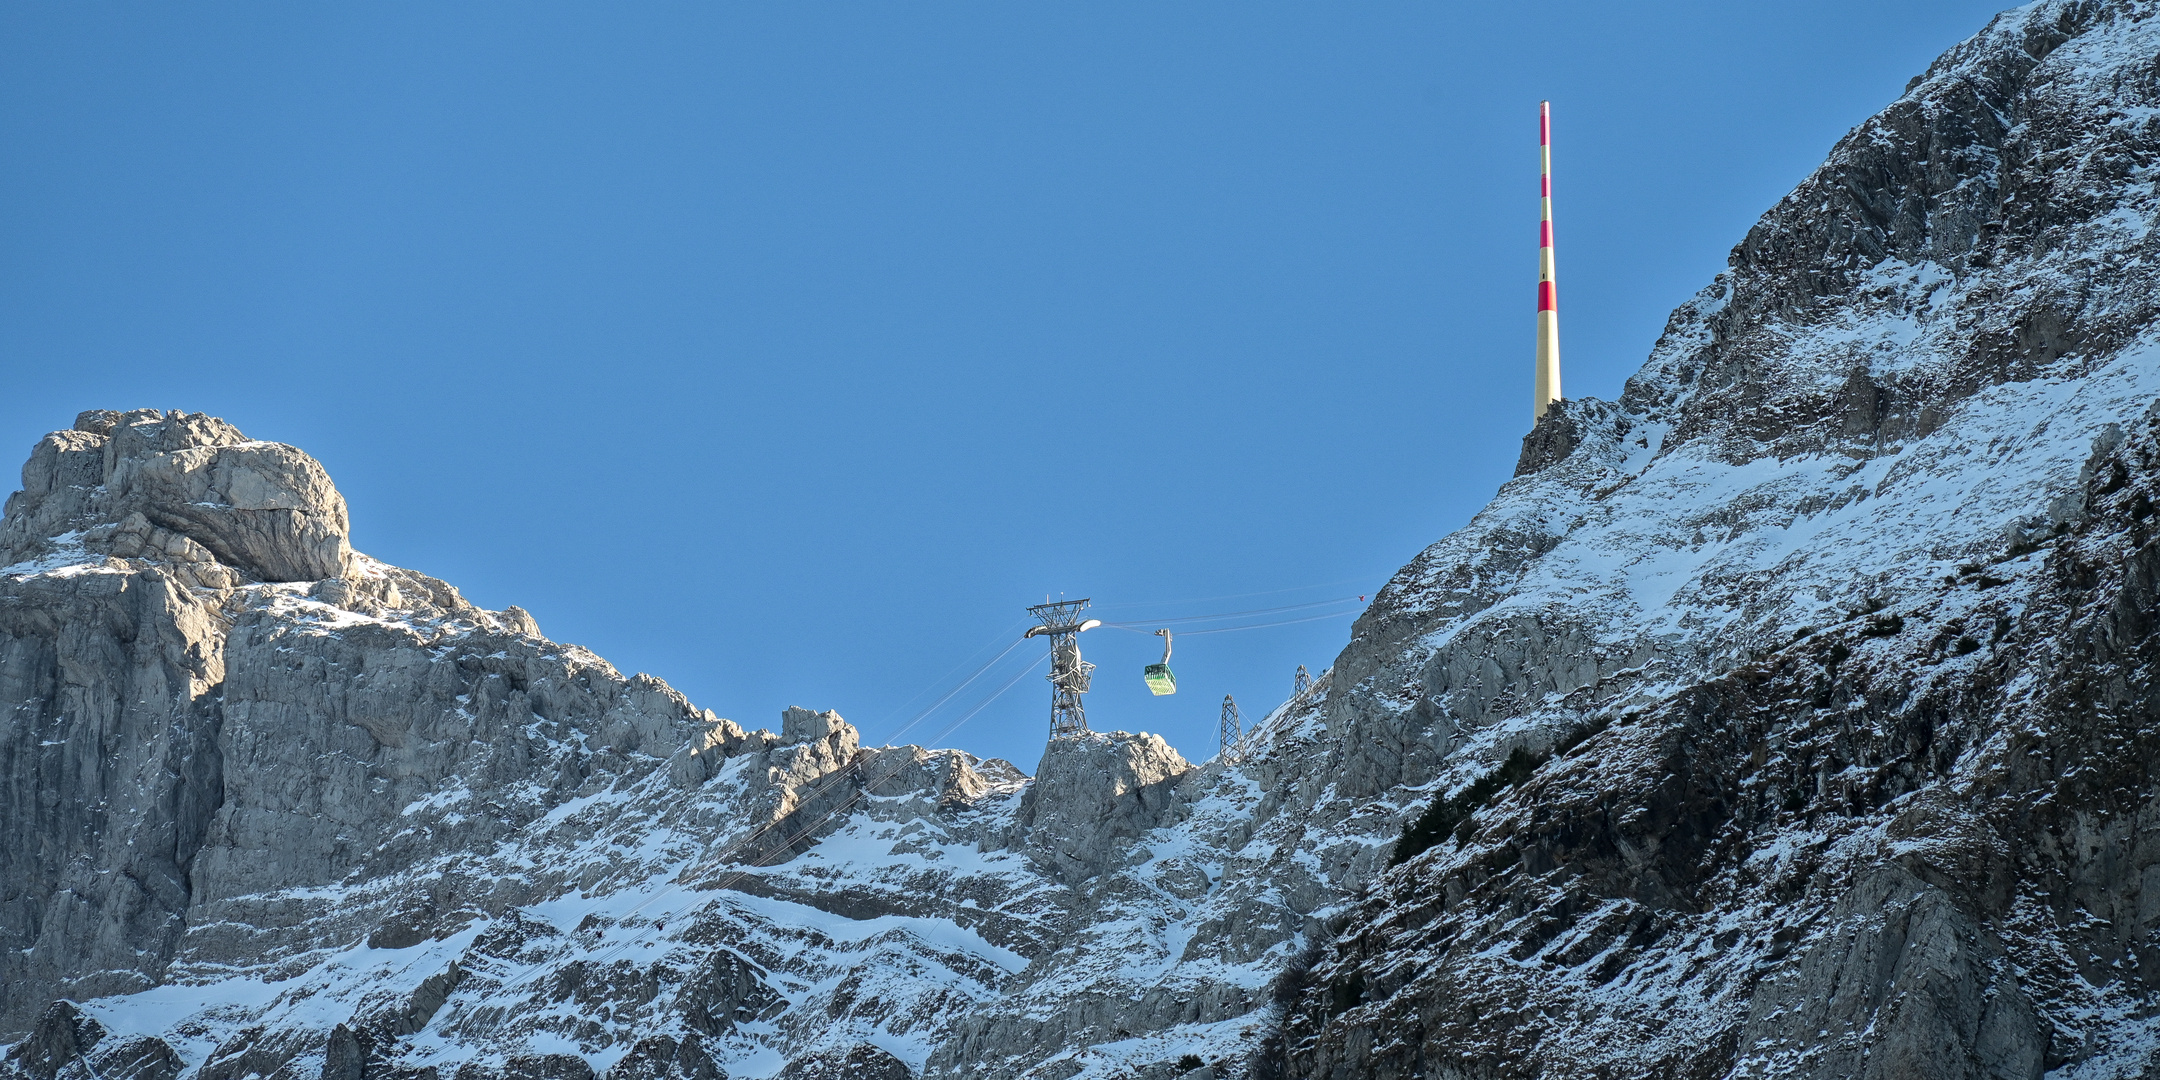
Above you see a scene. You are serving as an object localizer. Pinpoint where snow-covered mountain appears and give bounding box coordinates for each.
[7,1,2160,1077]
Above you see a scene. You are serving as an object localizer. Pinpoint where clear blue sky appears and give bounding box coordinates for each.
[1,2,2009,770]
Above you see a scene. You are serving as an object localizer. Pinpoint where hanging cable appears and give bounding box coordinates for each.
[1098,595,1366,629]
[1170,608,1362,635]
[869,619,1033,740]
[1100,599,1367,637]
[1088,574,1385,610]
[876,634,1032,747]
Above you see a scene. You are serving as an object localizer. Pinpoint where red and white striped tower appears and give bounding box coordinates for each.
[1535,100,1562,421]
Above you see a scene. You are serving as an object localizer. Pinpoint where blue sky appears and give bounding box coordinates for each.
[1,1,2010,770]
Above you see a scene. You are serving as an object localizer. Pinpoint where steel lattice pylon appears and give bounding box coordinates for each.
[1026,599,1096,740]
[1219,694,1242,762]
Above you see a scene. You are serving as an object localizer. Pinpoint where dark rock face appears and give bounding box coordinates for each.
[94,1038,185,1080]
[4,1003,104,1080]
[0,1003,182,1080]
[500,1056,595,1080]
[1514,398,1629,477]
[777,1044,910,1080]
[1287,431,2160,1071]
[603,1035,721,1080]
[674,950,783,1037]
[1512,400,1578,477]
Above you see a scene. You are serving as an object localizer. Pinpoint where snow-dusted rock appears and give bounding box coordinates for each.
[1008,730,1192,885]
[1,409,355,582]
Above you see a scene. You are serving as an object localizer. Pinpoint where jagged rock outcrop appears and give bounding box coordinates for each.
[603,1034,720,1080]
[1512,397,1607,477]
[4,1004,104,1080]
[1008,730,1192,885]
[2,409,356,584]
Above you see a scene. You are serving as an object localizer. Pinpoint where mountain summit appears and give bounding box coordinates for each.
[8,1,2160,1077]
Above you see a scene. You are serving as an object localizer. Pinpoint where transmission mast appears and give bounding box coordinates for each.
[1535,100,1563,422]
[1293,665,1312,695]
[1219,694,1242,762]
[1025,599,1100,740]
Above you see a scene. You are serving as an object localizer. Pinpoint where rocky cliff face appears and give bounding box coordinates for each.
[0,409,1061,1079]
[1279,0,2160,1075]
[0,408,735,1029]
[7,1,2160,1078]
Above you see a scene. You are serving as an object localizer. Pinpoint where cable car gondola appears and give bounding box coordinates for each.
[1144,628,1177,695]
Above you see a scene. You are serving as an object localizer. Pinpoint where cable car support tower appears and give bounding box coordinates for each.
[1219,695,1242,763]
[1025,599,1101,740]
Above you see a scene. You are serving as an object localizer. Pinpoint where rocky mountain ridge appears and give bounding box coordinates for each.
[7,1,2160,1077]
[1280,0,2160,1075]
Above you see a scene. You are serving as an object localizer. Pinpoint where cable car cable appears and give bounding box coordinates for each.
[1101,605,1365,637]
[1087,575,1382,609]
[875,635,1032,748]
[1160,608,1365,636]
[1098,595,1364,629]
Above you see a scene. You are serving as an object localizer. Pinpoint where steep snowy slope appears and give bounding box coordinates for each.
[6,1,2160,1078]
[1278,0,2160,1075]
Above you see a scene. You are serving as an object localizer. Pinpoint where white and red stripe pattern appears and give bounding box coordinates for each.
[1535,100,1562,421]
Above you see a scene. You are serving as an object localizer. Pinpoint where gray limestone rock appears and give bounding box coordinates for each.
[0,566,226,1029]
[0,413,737,1034]
[1009,730,1191,885]
[4,1002,103,1080]
[1737,866,2044,1080]
[0,409,353,583]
